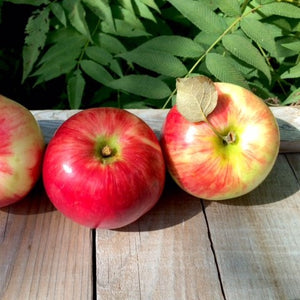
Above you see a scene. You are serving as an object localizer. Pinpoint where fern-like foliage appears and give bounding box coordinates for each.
[2,0,300,108]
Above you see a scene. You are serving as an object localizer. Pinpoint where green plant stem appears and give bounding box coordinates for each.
[162,4,262,109]
[257,44,287,97]
[241,0,251,13]
[77,20,101,70]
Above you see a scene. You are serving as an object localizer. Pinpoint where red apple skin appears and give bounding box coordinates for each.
[42,108,166,229]
[0,95,45,207]
[161,82,280,200]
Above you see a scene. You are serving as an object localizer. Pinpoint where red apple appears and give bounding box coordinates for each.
[161,81,280,200]
[0,95,45,207]
[42,108,166,229]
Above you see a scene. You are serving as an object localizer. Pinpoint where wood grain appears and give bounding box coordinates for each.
[0,183,93,300]
[95,179,224,300]
[32,107,300,152]
[1,109,300,300]
[203,154,300,300]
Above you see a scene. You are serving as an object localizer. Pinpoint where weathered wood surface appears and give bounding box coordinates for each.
[32,107,300,152]
[1,109,300,300]
[0,183,93,300]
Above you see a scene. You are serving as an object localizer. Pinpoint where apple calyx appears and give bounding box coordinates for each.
[101,145,113,157]
[95,136,120,164]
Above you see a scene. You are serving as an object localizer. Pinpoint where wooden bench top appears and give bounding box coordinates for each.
[1,108,300,300]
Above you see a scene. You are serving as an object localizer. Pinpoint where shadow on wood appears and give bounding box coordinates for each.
[116,175,206,232]
[0,180,55,216]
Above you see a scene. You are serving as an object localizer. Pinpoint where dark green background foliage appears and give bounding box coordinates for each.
[0,0,299,109]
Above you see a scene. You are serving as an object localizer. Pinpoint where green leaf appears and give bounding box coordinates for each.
[22,7,50,83]
[80,60,113,85]
[95,33,127,54]
[167,0,227,34]
[118,0,135,14]
[111,4,143,28]
[32,33,85,84]
[281,63,300,79]
[33,58,77,85]
[138,35,204,58]
[85,46,112,65]
[109,75,171,99]
[5,0,49,5]
[281,88,300,105]
[82,0,114,29]
[206,53,249,89]
[37,36,85,66]
[139,0,160,13]
[63,0,91,40]
[281,40,300,52]
[214,0,241,16]
[67,69,85,108]
[222,34,271,83]
[48,26,87,44]
[275,37,300,58]
[109,59,123,77]
[132,0,157,22]
[50,2,67,26]
[118,48,187,77]
[240,18,278,58]
[259,2,300,18]
[101,18,151,37]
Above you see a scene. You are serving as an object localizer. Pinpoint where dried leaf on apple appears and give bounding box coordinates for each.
[176,76,218,122]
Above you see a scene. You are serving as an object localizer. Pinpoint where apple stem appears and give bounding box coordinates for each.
[202,114,236,145]
[101,145,112,157]
[224,131,236,144]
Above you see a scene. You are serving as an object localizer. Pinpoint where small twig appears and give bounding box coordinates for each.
[162,4,262,109]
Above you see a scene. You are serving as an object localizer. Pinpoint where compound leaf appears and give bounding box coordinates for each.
[167,0,227,34]
[63,0,91,40]
[206,53,249,89]
[259,2,300,18]
[222,34,271,83]
[50,2,67,26]
[139,0,160,13]
[214,0,241,16]
[85,46,112,65]
[22,7,50,82]
[241,18,278,58]
[281,63,300,79]
[133,0,157,22]
[138,35,204,58]
[80,60,113,85]
[82,0,114,29]
[67,69,85,109]
[109,75,171,99]
[96,33,127,54]
[118,48,187,77]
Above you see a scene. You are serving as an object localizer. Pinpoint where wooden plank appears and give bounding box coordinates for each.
[95,178,224,300]
[32,107,300,152]
[0,182,93,300]
[286,153,300,183]
[203,154,300,300]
